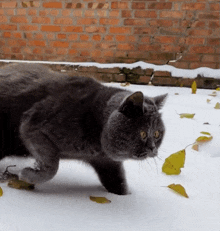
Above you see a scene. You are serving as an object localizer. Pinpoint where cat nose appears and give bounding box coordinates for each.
[146,139,155,151]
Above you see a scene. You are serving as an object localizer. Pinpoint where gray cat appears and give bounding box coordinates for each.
[0,63,167,195]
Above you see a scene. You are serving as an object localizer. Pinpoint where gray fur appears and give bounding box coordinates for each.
[0,63,167,195]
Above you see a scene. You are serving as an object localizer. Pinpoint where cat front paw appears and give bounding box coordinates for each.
[105,183,128,195]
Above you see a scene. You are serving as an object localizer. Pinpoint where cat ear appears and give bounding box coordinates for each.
[153,94,168,109]
[119,91,144,118]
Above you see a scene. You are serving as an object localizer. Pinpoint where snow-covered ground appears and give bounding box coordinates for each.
[0,83,220,231]
[0,59,220,78]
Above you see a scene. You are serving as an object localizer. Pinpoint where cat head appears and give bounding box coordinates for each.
[101,91,167,161]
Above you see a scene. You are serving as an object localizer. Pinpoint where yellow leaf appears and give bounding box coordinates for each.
[196,136,213,143]
[0,187,3,197]
[162,149,185,175]
[191,81,197,94]
[168,184,189,198]
[8,179,35,190]
[192,143,199,151]
[200,131,211,136]
[216,88,220,91]
[207,99,211,103]
[90,196,111,204]
[179,113,195,119]
[214,102,220,109]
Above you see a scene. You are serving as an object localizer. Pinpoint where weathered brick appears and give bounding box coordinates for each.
[29,40,46,47]
[124,19,146,26]
[54,17,73,25]
[41,25,61,32]
[132,2,145,9]
[63,26,83,33]
[111,2,129,9]
[1,2,17,8]
[10,16,28,23]
[32,17,51,24]
[148,3,172,9]
[43,2,62,8]
[135,10,157,18]
[51,41,69,48]
[109,27,132,34]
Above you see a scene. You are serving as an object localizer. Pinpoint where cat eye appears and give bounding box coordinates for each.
[140,131,147,139]
[154,130,160,139]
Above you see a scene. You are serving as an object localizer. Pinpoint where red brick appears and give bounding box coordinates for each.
[104,35,114,41]
[135,10,157,18]
[62,9,71,16]
[33,47,43,54]
[138,44,161,51]
[134,27,156,34]
[202,55,219,63]
[154,36,176,44]
[207,38,220,46]
[0,16,7,23]
[140,37,150,43]
[85,10,95,17]
[109,27,132,34]
[132,2,145,9]
[71,42,93,49]
[3,32,11,38]
[28,9,37,16]
[189,46,215,54]
[209,3,220,11]
[77,18,98,25]
[98,10,109,17]
[1,2,17,8]
[29,40,46,47]
[34,33,44,39]
[111,2,129,9]
[67,34,78,41]
[51,41,69,48]
[32,17,51,24]
[63,26,83,32]
[43,2,62,8]
[121,10,132,18]
[20,25,38,31]
[148,3,172,9]
[54,17,73,25]
[85,26,106,33]
[92,35,102,41]
[66,2,85,9]
[189,29,213,36]
[100,18,120,25]
[124,19,146,26]
[209,21,220,29]
[41,25,61,32]
[80,34,89,41]
[199,13,219,20]
[57,34,66,39]
[56,48,68,55]
[50,10,60,16]
[13,32,22,38]
[160,11,184,18]
[11,47,21,53]
[11,16,28,23]
[182,3,206,10]
[118,43,135,51]
[116,35,126,42]
[185,38,205,45]
[149,19,173,27]
[17,9,26,15]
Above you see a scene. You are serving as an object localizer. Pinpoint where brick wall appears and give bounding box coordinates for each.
[0,1,219,69]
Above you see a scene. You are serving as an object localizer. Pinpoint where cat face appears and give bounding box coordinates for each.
[101,91,167,161]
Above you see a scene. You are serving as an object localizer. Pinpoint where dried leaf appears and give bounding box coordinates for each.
[162,149,185,175]
[0,187,3,197]
[191,81,197,94]
[179,113,195,119]
[214,102,220,109]
[120,82,130,87]
[90,196,111,204]
[174,93,179,95]
[168,184,189,198]
[209,91,217,97]
[216,87,220,91]
[192,143,199,151]
[8,179,35,190]
[196,136,213,143]
[200,131,211,136]
[207,99,211,103]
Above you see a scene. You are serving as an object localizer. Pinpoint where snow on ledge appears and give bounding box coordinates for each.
[0,59,219,79]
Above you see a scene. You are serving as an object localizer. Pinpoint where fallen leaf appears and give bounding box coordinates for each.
[0,187,3,197]
[191,81,197,94]
[216,87,220,91]
[200,131,211,136]
[8,179,35,190]
[120,82,130,87]
[90,196,111,204]
[174,93,179,95]
[196,136,213,143]
[214,102,220,109]
[162,149,185,175]
[207,99,211,103]
[179,113,195,119]
[209,91,217,97]
[192,143,199,151]
[168,184,189,198]
[203,122,210,125]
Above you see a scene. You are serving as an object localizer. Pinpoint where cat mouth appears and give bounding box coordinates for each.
[133,150,157,160]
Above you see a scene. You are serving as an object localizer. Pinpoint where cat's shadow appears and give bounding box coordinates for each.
[33,182,106,196]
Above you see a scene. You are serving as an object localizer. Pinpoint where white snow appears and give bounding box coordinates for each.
[0,59,220,79]
[0,83,220,231]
